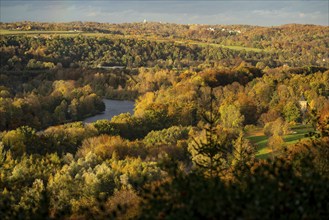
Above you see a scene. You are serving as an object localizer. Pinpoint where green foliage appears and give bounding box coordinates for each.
[0,142,5,165]
[142,126,191,161]
[77,135,147,160]
[0,153,61,219]
[93,119,118,135]
[1,126,38,157]
[26,59,55,70]
[190,88,254,176]
[231,132,255,167]
[2,129,26,157]
[263,117,289,137]
[44,122,98,154]
[219,104,244,129]
[111,113,147,140]
[139,152,329,219]
[1,22,328,67]
[143,126,190,147]
[0,79,105,131]
[15,179,46,219]
[283,101,301,123]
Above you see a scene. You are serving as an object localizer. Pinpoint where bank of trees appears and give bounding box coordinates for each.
[1,95,328,219]
[1,32,327,73]
[0,81,104,131]
[2,22,328,67]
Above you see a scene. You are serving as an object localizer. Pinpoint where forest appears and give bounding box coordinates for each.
[0,22,329,219]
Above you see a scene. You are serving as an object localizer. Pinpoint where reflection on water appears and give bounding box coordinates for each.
[83,99,134,123]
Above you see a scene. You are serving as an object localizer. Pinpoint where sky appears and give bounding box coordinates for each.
[0,0,328,26]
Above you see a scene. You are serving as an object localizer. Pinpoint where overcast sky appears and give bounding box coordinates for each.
[0,0,328,26]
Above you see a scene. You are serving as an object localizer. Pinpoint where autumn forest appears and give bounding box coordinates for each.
[0,21,329,219]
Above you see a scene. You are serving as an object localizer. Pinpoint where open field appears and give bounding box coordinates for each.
[247,124,315,159]
[0,29,83,35]
[195,42,264,52]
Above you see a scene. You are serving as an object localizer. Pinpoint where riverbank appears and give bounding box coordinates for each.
[83,99,135,123]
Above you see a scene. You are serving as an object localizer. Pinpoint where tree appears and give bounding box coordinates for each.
[263,117,289,137]
[93,120,118,135]
[283,102,301,123]
[54,100,68,123]
[219,104,244,129]
[77,135,127,160]
[16,179,47,218]
[190,88,252,177]
[231,132,255,167]
[264,118,289,158]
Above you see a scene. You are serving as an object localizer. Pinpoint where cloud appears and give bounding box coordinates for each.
[250,7,327,25]
[0,0,328,26]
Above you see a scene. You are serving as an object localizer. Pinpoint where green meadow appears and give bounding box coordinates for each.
[0,29,84,35]
[247,124,314,159]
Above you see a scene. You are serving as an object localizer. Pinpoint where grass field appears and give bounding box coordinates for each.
[220,44,264,52]
[247,124,314,159]
[195,42,264,52]
[0,29,83,35]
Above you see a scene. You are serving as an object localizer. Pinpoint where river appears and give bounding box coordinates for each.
[83,99,135,123]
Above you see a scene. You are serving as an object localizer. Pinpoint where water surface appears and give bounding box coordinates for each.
[83,99,134,123]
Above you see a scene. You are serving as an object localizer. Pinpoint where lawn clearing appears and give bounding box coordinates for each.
[247,124,314,159]
[0,29,84,35]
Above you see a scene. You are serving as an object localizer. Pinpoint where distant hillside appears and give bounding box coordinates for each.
[1,21,328,67]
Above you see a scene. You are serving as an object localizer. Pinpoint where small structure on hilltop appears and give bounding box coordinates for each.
[299,95,308,113]
[299,95,308,123]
